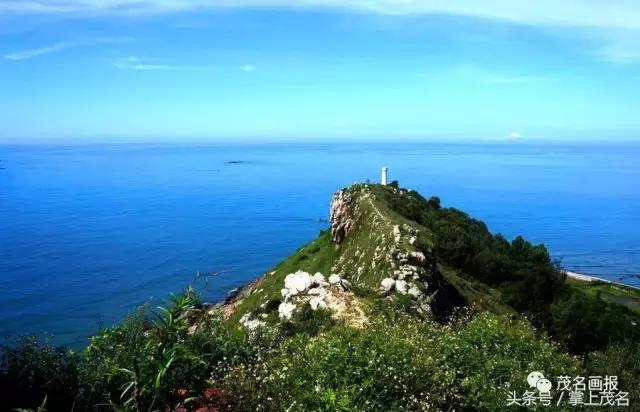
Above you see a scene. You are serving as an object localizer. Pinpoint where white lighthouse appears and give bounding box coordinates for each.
[381,167,388,185]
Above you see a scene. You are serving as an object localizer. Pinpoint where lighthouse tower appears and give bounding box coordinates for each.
[381,167,388,185]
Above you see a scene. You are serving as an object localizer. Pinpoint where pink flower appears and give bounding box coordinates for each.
[202,387,220,400]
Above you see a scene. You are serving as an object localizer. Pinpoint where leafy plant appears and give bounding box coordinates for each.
[0,336,78,411]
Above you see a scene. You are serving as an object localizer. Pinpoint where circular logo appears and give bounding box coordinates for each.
[527,371,545,388]
[536,378,553,392]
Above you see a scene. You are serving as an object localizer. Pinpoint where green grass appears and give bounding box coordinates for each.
[230,229,337,322]
[438,264,512,315]
[566,279,640,314]
[330,185,434,288]
[231,184,436,319]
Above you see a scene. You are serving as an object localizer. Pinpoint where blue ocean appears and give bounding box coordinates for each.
[1,142,639,346]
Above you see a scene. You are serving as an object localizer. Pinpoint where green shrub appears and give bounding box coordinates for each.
[585,342,640,410]
[280,303,334,337]
[0,335,79,411]
[440,312,579,410]
[79,288,279,410]
[377,185,640,353]
[218,309,579,411]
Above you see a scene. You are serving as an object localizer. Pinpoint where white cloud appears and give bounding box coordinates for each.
[240,64,255,72]
[111,56,208,70]
[113,62,174,70]
[4,37,129,60]
[508,131,522,139]
[4,42,74,60]
[3,1,640,30]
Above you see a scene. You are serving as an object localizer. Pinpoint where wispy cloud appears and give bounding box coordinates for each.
[4,37,129,60]
[240,64,255,72]
[4,42,74,60]
[3,1,640,30]
[111,56,209,71]
[508,131,522,139]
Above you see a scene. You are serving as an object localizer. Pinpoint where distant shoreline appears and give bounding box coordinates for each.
[565,270,640,290]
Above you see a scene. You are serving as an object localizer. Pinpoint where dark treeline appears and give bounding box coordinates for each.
[380,183,640,353]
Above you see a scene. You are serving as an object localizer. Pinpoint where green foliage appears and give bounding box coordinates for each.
[77,287,281,410]
[14,395,48,412]
[377,185,562,313]
[585,342,640,410]
[219,309,578,411]
[568,279,640,314]
[0,288,634,411]
[440,312,579,410]
[550,287,640,353]
[231,229,337,322]
[0,335,78,411]
[3,184,640,410]
[376,184,640,353]
[280,303,334,336]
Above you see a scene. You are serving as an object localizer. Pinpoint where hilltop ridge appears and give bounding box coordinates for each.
[224,183,468,325]
[224,182,640,354]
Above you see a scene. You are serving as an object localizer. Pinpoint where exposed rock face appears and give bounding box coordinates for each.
[330,190,354,243]
[284,271,313,296]
[408,284,423,299]
[278,302,296,320]
[329,186,436,312]
[270,271,367,326]
[328,273,341,285]
[408,251,427,265]
[312,272,329,287]
[329,273,351,291]
[309,296,328,310]
[395,279,408,294]
[380,277,396,294]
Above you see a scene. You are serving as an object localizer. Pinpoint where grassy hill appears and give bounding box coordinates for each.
[2,183,640,411]
[227,183,640,353]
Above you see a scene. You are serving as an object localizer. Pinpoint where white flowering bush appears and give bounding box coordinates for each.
[215,305,579,411]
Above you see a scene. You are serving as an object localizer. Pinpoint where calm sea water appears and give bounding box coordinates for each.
[1,142,639,346]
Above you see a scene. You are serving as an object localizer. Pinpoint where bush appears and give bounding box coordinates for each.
[280,303,334,336]
[218,309,579,411]
[550,289,640,353]
[0,335,79,411]
[585,342,640,410]
[377,185,640,353]
[79,288,279,411]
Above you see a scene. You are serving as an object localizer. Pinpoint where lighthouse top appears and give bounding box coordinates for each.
[381,167,388,185]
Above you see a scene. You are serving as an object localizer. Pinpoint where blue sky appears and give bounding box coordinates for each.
[1,1,640,143]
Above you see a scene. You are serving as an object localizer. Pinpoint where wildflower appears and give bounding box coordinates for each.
[176,388,188,397]
[203,387,216,399]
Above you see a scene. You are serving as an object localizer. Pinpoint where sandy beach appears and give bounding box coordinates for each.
[564,270,605,282]
[565,270,640,291]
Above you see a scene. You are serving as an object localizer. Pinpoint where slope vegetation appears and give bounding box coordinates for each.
[3,183,640,411]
